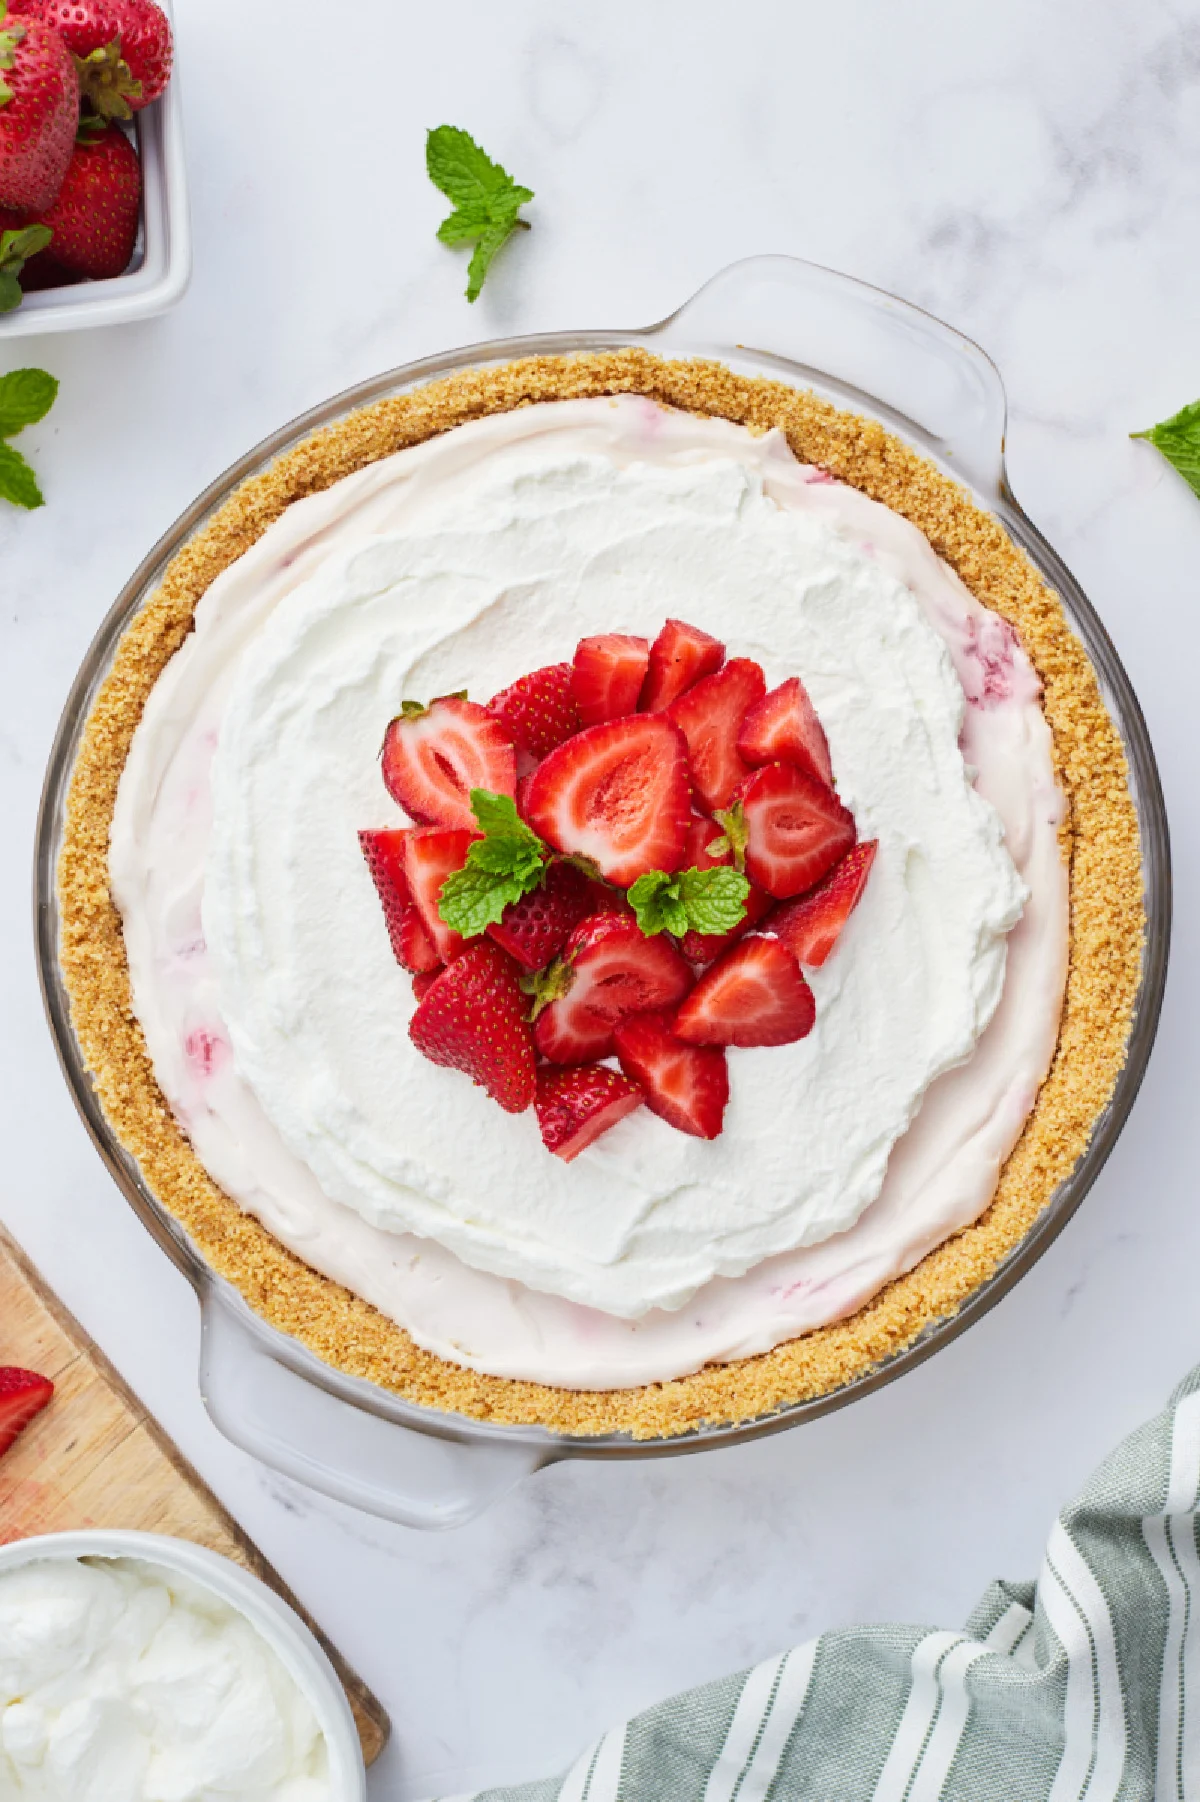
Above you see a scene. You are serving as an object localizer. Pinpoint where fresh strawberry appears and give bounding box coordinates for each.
[14,0,172,116]
[674,816,772,964]
[402,826,478,964]
[534,1063,644,1161]
[639,618,725,712]
[487,662,579,776]
[674,936,816,1048]
[737,675,834,787]
[382,695,516,830]
[571,633,650,725]
[531,909,693,1063]
[667,656,766,811]
[358,828,441,974]
[0,1,77,211]
[523,715,691,886]
[411,968,441,1003]
[486,858,592,971]
[766,840,878,967]
[735,763,856,900]
[0,1365,53,1457]
[612,1011,729,1139]
[409,940,536,1113]
[31,125,140,278]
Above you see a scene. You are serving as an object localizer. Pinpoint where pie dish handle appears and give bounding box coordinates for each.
[654,254,1009,501]
[198,1284,549,1529]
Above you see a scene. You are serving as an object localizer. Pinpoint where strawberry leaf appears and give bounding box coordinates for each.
[1133,399,1200,499]
[0,440,44,508]
[519,957,573,1021]
[711,801,749,872]
[0,228,53,315]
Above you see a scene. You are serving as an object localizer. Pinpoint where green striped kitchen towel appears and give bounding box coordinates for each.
[437,1364,1200,1801]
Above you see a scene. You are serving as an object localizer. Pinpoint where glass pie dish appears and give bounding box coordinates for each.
[34,256,1171,1528]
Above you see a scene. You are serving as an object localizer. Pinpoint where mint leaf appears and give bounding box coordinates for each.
[0,366,58,435]
[468,789,533,840]
[677,866,751,936]
[426,125,533,303]
[438,864,529,938]
[1133,400,1200,499]
[0,227,53,315]
[627,871,689,937]
[0,440,44,509]
[437,788,549,935]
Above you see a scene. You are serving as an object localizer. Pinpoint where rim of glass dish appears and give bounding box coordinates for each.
[33,260,1171,1460]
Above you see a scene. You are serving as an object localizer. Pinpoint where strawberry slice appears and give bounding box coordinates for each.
[409,941,537,1112]
[639,619,725,712]
[411,968,442,1003]
[613,1011,729,1139]
[382,696,516,829]
[667,657,766,811]
[737,676,834,787]
[402,826,478,964]
[674,936,816,1048]
[532,910,693,1064]
[767,840,878,967]
[675,817,772,964]
[571,633,650,725]
[0,1367,54,1459]
[534,1064,644,1162]
[523,715,691,886]
[487,662,580,775]
[736,763,856,900]
[359,829,441,974]
[486,860,593,972]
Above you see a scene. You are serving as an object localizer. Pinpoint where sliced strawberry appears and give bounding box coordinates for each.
[737,676,834,787]
[639,619,725,712]
[0,1367,54,1459]
[674,936,816,1048]
[613,1011,729,1139]
[382,696,516,829]
[667,657,766,812]
[411,968,442,1003]
[486,860,593,972]
[523,715,691,886]
[402,826,478,964]
[487,662,579,775]
[736,763,856,900]
[535,1064,644,1162]
[532,910,693,1064]
[409,941,536,1113]
[359,829,441,974]
[767,840,878,967]
[571,633,650,725]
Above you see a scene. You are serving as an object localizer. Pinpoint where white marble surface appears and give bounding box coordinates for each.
[1,0,1199,1793]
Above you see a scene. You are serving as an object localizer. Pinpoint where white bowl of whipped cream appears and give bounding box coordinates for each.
[0,1529,365,1801]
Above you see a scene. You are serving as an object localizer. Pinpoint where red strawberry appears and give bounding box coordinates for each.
[32,125,140,278]
[486,859,592,971]
[612,1011,729,1139]
[735,763,856,900]
[674,936,816,1048]
[667,657,766,812]
[382,695,516,831]
[532,910,693,1063]
[411,968,441,1003]
[767,840,878,967]
[523,715,691,886]
[675,816,772,964]
[14,0,172,116]
[487,662,579,776]
[0,1365,53,1457]
[639,618,725,712]
[571,633,650,725]
[534,1063,644,1162]
[409,940,536,1113]
[737,675,833,787]
[0,2,77,211]
[402,826,478,964]
[358,829,441,974]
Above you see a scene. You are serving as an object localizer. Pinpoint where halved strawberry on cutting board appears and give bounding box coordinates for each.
[402,826,478,964]
[0,1366,53,1459]
[571,633,650,726]
[613,1011,729,1139]
[674,936,816,1048]
[535,1064,644,1161]
[523,714,691,886]
[737,676,834,787]
[359,829,441,973]
[667,657,766,812]
[486,860,593,972]
[531,910,693,1064]
[639,618,725,713]
[382,696,516,830]
[767,840,878,967]
[487,662,580,775]
[409,940,536,1113]
[736,763,856,900]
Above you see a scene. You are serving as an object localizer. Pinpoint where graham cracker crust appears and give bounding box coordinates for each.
[56,351,1144,1439]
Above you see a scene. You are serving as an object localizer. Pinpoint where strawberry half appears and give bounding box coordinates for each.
[676,817,772,965]
[532,910,693,1064]
[523,715,691,886]
[667,657,766,812]
[0,1365,53,1458]
[359,828,440,973]
[402,826,478,964]
[767,840,878,967]
[639,618,725,712]
[486,859,593,972]
[411,968,441,1003]
[535,1064,644,1162]
[674,936,816,1048]
[571,633,650,725]
[613,1011,729,1139]
[409,940,536,1113]
[737,675,834,787]
[382,696,516,830]
[487,662,579,775]
[736,763,856,900]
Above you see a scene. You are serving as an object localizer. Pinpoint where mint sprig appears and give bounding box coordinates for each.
[1133,400,1200,499]
[0,225,52,316]
[426,126,533,302]
[0,365,58,509]
[437,789,548,936]
[627,865,750,940]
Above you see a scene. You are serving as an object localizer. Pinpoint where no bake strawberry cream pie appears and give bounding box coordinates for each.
[58,354,1144,1437]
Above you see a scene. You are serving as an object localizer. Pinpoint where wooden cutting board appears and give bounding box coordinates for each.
[0,1222,389,1766]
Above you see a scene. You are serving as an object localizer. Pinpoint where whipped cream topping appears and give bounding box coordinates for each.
[0,1557,331,1801]
[110,397,1068,1384]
